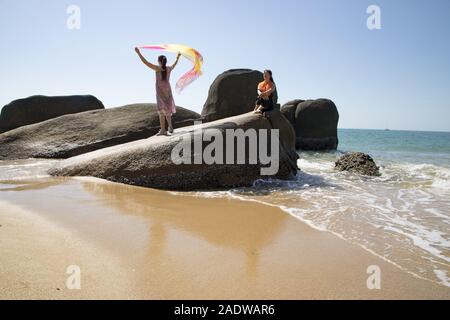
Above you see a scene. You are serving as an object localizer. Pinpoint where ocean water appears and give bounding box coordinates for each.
[195,129,450,287]
[0,129,449,287]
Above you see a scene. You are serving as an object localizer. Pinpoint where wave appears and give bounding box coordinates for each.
[0,159,60,181]
[1,154,449,287]
[381,162,450,189]
[188,155,450,287]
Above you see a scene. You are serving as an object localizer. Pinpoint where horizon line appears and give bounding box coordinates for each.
[338,127,450,133]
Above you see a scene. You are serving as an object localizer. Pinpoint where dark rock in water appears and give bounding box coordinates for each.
[281,98,339,150]
[335,152,380,176]
[201,69,278,122]
[0,95,104,133]
[48,110,299,191]
[0,103,200,160]
[280,99,304,126]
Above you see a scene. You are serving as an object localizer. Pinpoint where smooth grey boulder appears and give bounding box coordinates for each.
[201,69,278,122]
[0,95,104,133]
[0,103,200,160]
[280,99,304,126]
[335,152,380,176]
[48,110,299,191]
[281,99,339,150]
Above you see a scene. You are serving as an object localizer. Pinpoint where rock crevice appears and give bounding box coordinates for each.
[281,98,339,150]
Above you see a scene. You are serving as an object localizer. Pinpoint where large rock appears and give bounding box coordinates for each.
[0,95,104,133]
[280,99,304,125]
[0,104,200,160]
[48,110,299,191]
[201,69,278,122]
[281,99,339,150]
[335,152,380,176]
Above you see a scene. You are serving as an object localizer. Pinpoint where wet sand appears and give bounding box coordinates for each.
[1,177,449,299]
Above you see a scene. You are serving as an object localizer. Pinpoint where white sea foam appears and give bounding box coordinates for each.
[424,208,450,221]
[189,156,450,287]
[2,153,449,287]
[0,159,60,181]
[434,270,450,287]
[383,162,450,191]
[431,178,450,190]
[297,158,334,171]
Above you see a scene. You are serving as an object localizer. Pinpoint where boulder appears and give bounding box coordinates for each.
[281,99,339,150]
[48,110,299,191]
[335,152,380,176]
[280,99,304,125]
[0,103,200,160]
[0,95,104,133]
[201,69,278,122]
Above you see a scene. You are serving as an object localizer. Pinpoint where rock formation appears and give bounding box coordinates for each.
[0,103,200,160]
[201,69,278,122]
[281,99,339,150]
[48,110,299,191]
[0,95,104,133]
[335,152,380,176]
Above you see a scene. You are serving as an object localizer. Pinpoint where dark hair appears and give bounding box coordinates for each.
[264,69,274,84]
[158,55,168,81]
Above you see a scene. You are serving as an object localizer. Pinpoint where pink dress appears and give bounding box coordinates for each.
[155,66,176,116]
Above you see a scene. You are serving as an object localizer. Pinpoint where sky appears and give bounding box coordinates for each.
[1,0,449,131]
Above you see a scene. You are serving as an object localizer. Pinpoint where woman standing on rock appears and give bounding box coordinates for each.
[135,47,181,135]
[254,70,276,114]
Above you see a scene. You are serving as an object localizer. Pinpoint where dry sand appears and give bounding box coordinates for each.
[0,177,449,299]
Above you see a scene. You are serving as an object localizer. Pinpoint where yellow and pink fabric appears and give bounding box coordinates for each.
[139,44,203,93]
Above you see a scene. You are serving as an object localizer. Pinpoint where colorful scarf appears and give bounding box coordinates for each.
[139,44,203,93]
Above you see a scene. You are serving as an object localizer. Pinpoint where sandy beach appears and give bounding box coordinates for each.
[1,176,449,299]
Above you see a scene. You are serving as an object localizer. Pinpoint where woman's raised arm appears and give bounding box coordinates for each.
[170,52,181,69]
[135,47,159,71]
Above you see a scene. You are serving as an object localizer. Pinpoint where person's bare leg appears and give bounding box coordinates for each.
[254,105,263,114]
[166,115,173,133]
[157,113,167,135]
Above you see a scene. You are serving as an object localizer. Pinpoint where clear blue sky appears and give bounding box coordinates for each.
[1,0,449,131]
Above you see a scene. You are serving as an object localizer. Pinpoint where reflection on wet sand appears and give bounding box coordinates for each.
[82,180,287,286]
[1,177,287,298]
[81,180,286,251]
[3,177,449,299]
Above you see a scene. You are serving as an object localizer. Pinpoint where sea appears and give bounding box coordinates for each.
[0,128,449,287]
[194,129,450,287]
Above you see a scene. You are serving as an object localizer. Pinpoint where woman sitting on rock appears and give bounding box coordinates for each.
[254,70,276,114]
[135,47,181,135]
